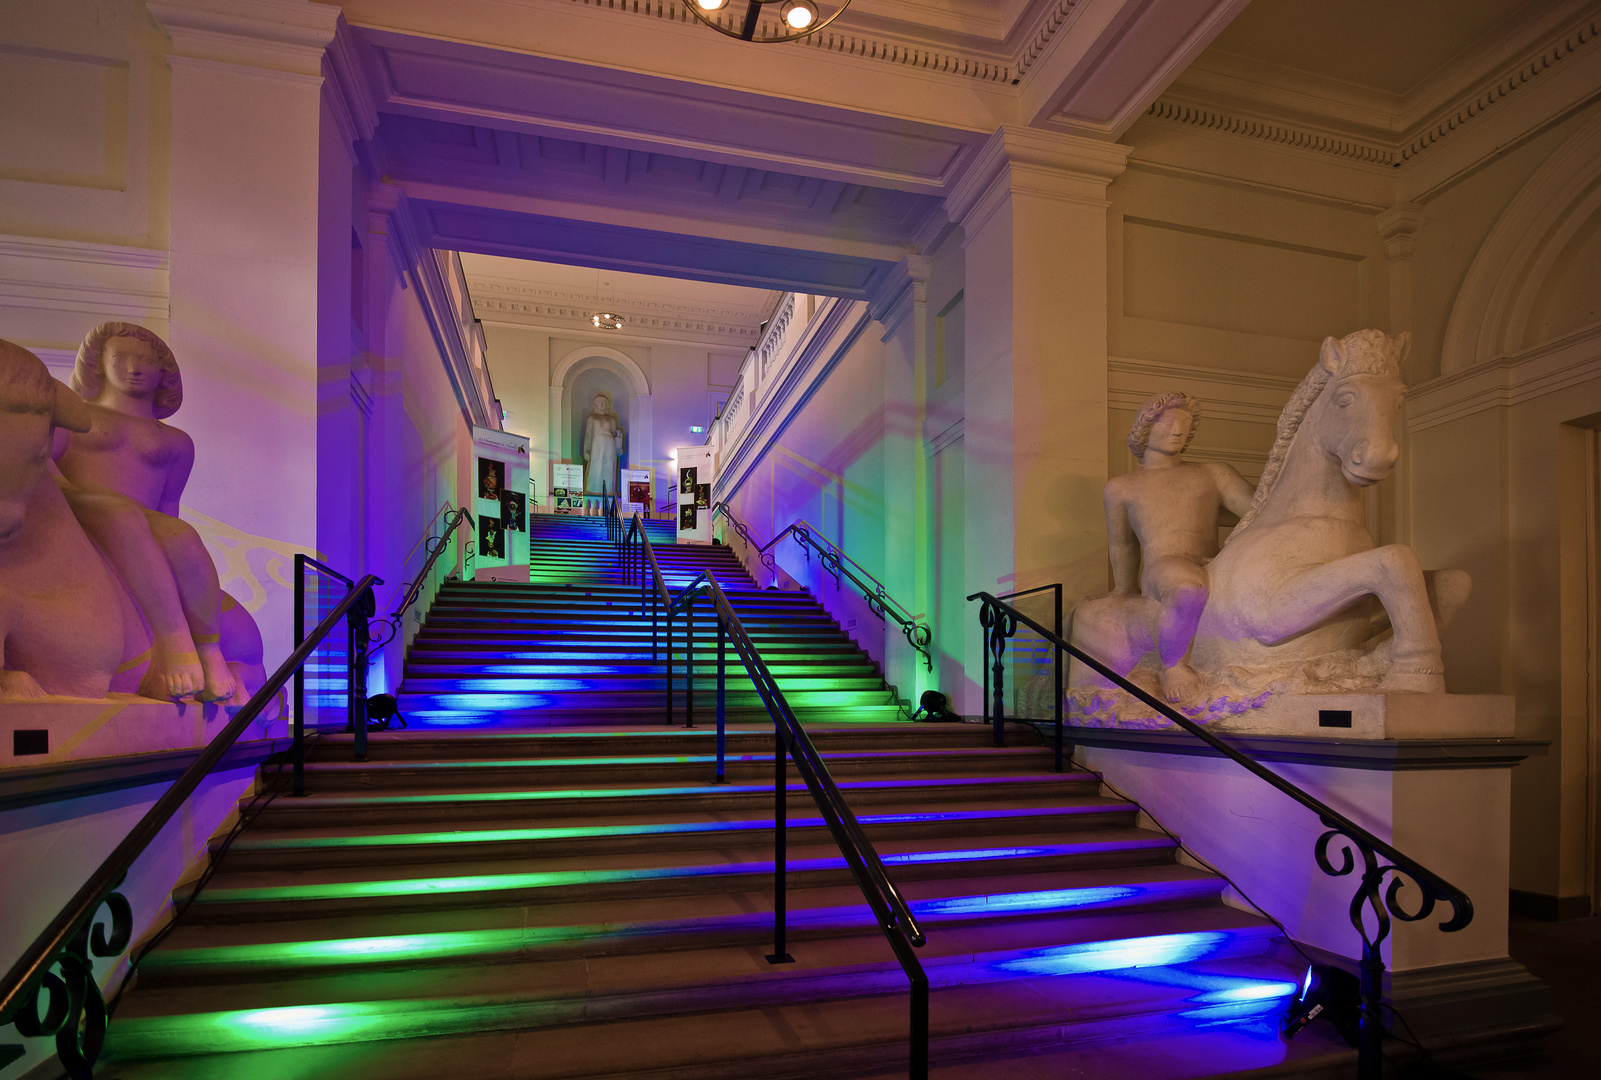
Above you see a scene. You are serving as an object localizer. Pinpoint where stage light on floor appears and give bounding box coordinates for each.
[1280,962,1359,1044]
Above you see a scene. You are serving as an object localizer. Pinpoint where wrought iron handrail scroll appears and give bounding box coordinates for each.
[966,589,1472,1080]
[710,501,933,672]
[0,572,382,1079]
[622,513,930,1078]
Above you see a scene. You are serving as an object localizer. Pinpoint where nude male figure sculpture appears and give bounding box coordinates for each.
[54,323,236,701]
[1102,392,1255,704]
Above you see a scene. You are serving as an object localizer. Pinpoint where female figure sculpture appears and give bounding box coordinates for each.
[583,392,623,496]
[55,323,236,701]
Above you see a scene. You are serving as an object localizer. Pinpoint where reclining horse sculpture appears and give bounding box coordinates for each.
[1070,329,1469,718]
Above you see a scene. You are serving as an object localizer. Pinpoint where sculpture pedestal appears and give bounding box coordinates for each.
[1,695,285,769]
[1212,691,1512,739]
[1057,694,1552,1047]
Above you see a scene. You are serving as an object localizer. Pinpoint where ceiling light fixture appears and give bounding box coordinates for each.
[591,312,625,330]
[679,0,844,44]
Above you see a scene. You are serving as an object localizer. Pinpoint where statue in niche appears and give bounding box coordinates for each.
[0,339,151,699]
[54,323,237,700]
[1070,330,1472,724]
[582,392,623,496]
[1101,392,1255,703]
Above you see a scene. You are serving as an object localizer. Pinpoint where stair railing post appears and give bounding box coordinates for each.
[665,610,674,726]
[715,612,727,784]
[685,592,695,729]
[1053,583,1064,773]
[910,969,929,1080]
[292,554,306,796]
[976,598,1015,748]
[766,722,793,964]
[348,583,372,762]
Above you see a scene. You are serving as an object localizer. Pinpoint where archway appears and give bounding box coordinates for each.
[550,344,653,495]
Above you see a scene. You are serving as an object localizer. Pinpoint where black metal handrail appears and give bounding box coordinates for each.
[711,501,932,672]
[624,514,930,1078]
[0,573,381,1079]
[381,505,474,639]
[966,588,1472,1080]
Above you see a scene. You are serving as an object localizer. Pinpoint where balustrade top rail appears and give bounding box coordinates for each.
[711,502,932,672]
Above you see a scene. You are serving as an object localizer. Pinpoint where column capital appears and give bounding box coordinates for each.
[147,0,339,78]
[869,254,933,339]
[945,126,1132,237]
[1376,202,1425,263]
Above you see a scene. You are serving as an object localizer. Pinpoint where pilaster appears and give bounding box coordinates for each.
[148,0,338,663]
[944,127,1130,711]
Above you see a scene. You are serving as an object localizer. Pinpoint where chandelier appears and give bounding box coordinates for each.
[680,0,849,44]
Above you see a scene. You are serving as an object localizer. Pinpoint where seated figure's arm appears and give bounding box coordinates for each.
[1104,480,1140,596]
[1210,462,1257,520]
[158,428,195,518]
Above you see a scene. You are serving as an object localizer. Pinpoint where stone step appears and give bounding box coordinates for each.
[103,954,1304,1078]
[299,723,1006,759]
[283,747,1057,791]
[137,863,1229,984]
[249,772,1101,828]
[177,828,1179,921]
[121,905,1281,1018]
[213,799,1139,870]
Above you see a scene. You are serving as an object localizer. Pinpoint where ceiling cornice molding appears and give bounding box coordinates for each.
[1398,10,1601,165]
[1145,4,1601,174]
[468,278,769,344]
[1143,99,1400,167]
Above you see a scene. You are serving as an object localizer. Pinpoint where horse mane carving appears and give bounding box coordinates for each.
[1229,329,1406,539]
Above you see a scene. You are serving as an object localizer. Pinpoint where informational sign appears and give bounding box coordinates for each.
[675,445,715,544]
[622,468,653,518]
[552,462,584,492]
[471,425,530,572]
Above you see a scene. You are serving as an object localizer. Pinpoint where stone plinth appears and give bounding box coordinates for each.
[1,695,285,769]
[1210,692,1513,739]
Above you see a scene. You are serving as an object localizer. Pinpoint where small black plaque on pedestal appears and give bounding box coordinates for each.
[1318,710,1353,729]
[13,729,49,756]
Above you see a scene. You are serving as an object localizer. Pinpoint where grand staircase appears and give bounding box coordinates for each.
[98,514,1338,1079]
[398,515,903,728]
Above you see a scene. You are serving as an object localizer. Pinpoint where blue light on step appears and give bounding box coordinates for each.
[916,886,1141,916]
[993,931,1235,976]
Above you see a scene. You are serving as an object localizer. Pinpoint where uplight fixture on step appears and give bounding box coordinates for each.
[681,0,845,43]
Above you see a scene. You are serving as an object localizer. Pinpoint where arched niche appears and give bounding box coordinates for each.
[549,344,654,494]
[1442,109,1601,372]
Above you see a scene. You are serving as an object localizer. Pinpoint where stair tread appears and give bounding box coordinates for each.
[120,906,1280,1015]
[144,863,1226,954]
[104,957,1303,1077]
